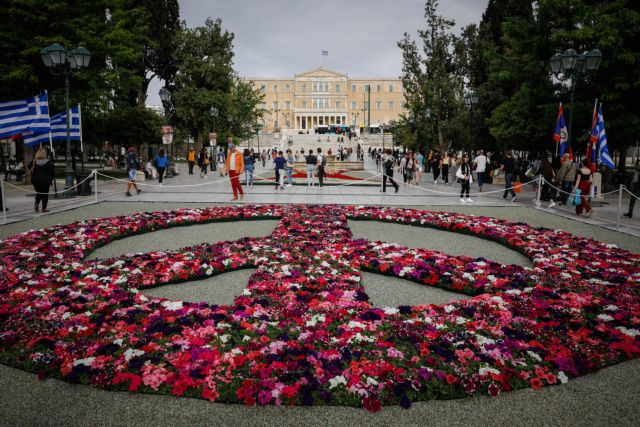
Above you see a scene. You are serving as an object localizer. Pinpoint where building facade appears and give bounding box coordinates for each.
[248,67,406,132]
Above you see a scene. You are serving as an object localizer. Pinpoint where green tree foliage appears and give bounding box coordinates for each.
[172,18,263,149]
[0,0,179,153]
[398,0,466,155]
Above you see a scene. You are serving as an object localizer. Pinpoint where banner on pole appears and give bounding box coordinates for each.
[162,126,173,145]
[209,132,217,147]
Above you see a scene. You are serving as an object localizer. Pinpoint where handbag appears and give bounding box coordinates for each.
[572,189,582,206]
[455,167,465,180]
[513,180,522,193]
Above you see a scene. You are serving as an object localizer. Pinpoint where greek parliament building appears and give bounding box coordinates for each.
[247,67,406,132]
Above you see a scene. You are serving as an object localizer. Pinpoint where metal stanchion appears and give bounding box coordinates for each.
[616,184,624,231]
[94,170,99,204]
[535,176,542,208]
[1,177,7,224]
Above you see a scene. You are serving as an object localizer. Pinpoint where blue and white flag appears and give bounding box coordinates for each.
[596,105,615,170]
[0,93,50,139]
[23,105,81,147]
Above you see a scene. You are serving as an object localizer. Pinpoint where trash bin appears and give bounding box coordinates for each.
[76,173,92,196]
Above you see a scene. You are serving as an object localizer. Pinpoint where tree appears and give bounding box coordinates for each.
[398,0,465,155]
[172,18,263,149]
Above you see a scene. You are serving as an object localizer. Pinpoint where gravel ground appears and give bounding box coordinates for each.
[1,201,639,426]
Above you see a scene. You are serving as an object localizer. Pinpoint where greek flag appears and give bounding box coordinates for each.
[596,105,615,170]
[23,105,81,147]
[0,93,50,139]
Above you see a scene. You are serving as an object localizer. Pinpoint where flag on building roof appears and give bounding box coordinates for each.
[553,103,569,156]
[595,105,615,170]
[23,105,81,147]
[0,93,50,139]
[321,50,329,56]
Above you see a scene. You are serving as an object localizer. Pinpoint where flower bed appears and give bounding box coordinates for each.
[0,205,638,411]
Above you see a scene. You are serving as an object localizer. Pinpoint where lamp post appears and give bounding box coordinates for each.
[549,47,602,152]
[463,91,479,153]
[209,106,218,155]
[424,108,431,156]
[40,43,91,195]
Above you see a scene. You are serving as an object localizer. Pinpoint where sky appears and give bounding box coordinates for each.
[147,0,486,105]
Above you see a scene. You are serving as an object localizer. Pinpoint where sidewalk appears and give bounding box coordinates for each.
[2,153,639,237]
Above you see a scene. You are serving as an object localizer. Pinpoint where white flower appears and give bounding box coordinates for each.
[219,334,230,343]
[123,348,145,361]
[328,375,347,389]
[73,357,95,367]
[348,320,366,329]
[162,301,183,311]
[616,326,640,337]
[383,307,399,315]
[444,305,456,313]
[597,314,614,322]
[526,351,542,362]
[557,371,569,384]
[604,305,618,311]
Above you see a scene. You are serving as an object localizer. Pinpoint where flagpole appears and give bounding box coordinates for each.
[591,98,598,170]
[79,104,84,174]
[44,90,58,198]
[555,102,561,156]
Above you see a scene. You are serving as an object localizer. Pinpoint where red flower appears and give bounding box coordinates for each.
[488,382,500,397]
[363,395,382,413]
[530,377,543,390]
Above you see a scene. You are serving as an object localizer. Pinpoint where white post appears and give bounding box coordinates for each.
[616,184,623,231]
[536,176,543,208]
[93,170,99,204]
[1,177,7,224]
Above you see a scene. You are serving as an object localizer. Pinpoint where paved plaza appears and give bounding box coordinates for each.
[2,140,639,238]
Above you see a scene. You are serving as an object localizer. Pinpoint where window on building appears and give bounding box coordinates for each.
[273,101,279,110]
[376,101,381,111]
[351,101,357,110]
[389,84,394,92]
[335,101,341,109]
[313,82,318,92]
[351,84,356,92]
[324,98,330,109]
[302,101,308,109]
[365,84,370,91]
[285,84,290,92]
[364,102,369,110]
[260,85,266,93]
[285,101,291,110]
[336,84,341,92]
[273,84,278,92]
[388,101,394,110]
[376,84,381,92]
[301,84,307,92]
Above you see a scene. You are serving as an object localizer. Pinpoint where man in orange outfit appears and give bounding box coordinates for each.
[224,141,245,201]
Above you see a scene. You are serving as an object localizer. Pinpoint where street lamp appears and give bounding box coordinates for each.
[40,43,91,194]
[549,47,602,152]
[159,88,171,117]
[464,91,479,152]
[209,106,218,154]
[424,108,431,156]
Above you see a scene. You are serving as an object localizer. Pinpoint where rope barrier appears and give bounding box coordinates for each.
[1,173,95,195]
[379,171,538,197]
[624,187,640,200]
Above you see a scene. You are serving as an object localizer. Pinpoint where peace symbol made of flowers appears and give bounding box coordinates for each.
[0,205,638,412]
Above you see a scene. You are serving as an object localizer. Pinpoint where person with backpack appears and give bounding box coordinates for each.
[305,149,317,187]
[124,146,142,197]
[274,150,286,190]
[554,153,576,206]
[382,149,399,193]
[198,147,209,178]
[317,147,326,187]
[243,148,255,187]
[217,147,226,176]
[153,148,169,186]
[457,153,473,203]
